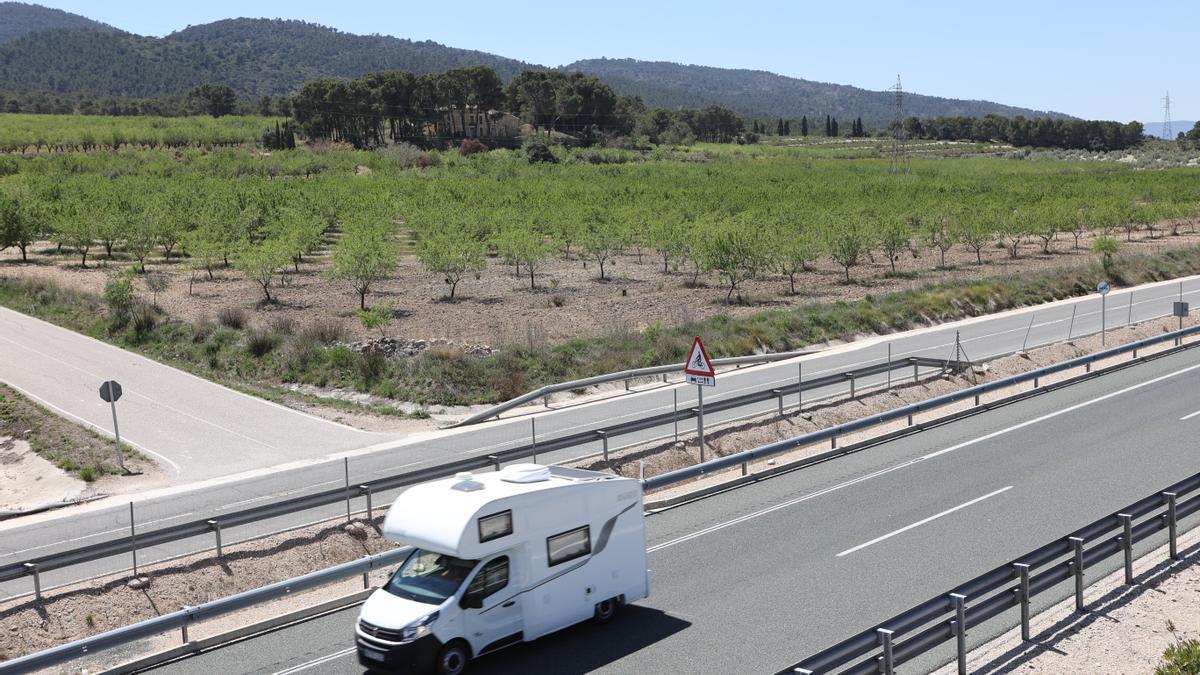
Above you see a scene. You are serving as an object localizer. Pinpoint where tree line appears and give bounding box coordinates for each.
[903,115,1144,151]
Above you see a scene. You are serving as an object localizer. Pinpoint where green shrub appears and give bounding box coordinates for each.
[217,307,247,330]
[131,304,158,341]
[245,328,282,357]
[79,466,96,482]
[1158,622,1200,675]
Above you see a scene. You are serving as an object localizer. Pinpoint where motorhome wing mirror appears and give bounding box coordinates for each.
[460,593,483,610]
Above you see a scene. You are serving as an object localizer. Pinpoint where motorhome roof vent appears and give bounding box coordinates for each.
[499,464,552,483]
[451,472,484,492]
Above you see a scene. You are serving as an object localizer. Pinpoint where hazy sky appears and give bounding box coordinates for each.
[40,0,1197,122]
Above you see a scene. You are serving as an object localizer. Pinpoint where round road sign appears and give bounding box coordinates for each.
[99,380,123,403]
[1097,281,1110,296]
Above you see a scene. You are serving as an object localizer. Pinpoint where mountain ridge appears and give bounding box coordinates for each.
[0,5,1078,124]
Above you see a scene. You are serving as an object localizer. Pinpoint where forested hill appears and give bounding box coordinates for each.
[0,18,532,100]
[0,9,1071,122]
[0,2,118,44]
[565,59,1069,127]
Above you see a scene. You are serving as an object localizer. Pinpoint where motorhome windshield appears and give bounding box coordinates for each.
[384,549,478,604]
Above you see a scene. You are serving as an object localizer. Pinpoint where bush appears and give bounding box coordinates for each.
[356,350,388,385]
[378,142,428,168]
[299,319,347,345]
[269,315,296,335]
[1158,622,1200,675]
[245,328,282,357]
[526,140,558,164]
[459,138,489,156]
[279,335,319,373]
[217,307,247,329]
[103,272,135,330]
[131,304,158,341]
[79,466,96,482]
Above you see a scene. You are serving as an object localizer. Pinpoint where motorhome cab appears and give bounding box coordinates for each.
[355,464,650,674]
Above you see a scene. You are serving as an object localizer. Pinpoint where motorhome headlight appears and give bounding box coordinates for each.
[400,611,439,642]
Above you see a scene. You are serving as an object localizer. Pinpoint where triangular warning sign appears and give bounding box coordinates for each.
[683,336,715,377]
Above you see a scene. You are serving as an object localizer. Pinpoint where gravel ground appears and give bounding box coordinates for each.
[0,517,393,666]
[931,522,1200,675]
[2,230,1197,347]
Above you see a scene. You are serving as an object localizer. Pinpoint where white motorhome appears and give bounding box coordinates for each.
[355,464,650,674]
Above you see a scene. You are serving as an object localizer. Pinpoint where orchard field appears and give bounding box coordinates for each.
[2,120,1200,404]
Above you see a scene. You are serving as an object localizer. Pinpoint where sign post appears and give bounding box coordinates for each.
[1097,282,1110,345]
[99,380,126,472]
[1173,301,1190,346]
[683,337,716,461]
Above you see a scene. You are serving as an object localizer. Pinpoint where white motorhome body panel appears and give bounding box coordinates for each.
[369,464,649,663]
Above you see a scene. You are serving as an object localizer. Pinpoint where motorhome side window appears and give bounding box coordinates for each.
[546,526,591,566]
[466,556,509,600]
[478,510,513,543]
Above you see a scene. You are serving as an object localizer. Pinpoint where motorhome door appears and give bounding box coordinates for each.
[462,555,523,654]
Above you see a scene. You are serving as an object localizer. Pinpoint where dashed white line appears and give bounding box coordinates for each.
[835,486,1013,557]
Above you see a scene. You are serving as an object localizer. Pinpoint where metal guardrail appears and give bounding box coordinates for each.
[642,322,1200,490]
[453,349,819,426]
[0,355,957,591]
[781,470,1200,675]
[0,546,412,675]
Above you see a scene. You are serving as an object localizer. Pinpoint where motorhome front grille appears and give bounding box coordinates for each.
[358,619,405,641]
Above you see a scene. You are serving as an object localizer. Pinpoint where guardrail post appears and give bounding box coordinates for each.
[531,418,537,464]
[907,413,913,426]
[951,593,967,675]
[543,394,550,408]
[1085,362,1091,373]
[913,361,919,384]
[488,454,500,471]
[597,430,609,462]
[129,501,138,577]
[362,556,370,589]
[1127,292,1134,327]
[974,393,980,406]
[772,389,783,416]
[831,434,837,450]
[877,628,895,675]
[360,485,372,523]
[181,608,189,644]
[1165,492,1179,559]
[344,457,352,524]
[1034,375,1039,388]
[208,520,223,558]
[23,563,41,602]
[886,343,892,391]
[1070,536,1085,612]
[1118,513,1134,585]
[673,389,679,443]
[1067,305,1076,339]
[1014,563,1031,641]
[850,373,856,399]
[1132,347,1138,360]
[798,362,804,412]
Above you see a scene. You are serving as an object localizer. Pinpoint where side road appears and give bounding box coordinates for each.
[0,305,390,481]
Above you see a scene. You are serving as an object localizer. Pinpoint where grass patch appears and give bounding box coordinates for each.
[0,382,145,479]
[4,245,1200,407]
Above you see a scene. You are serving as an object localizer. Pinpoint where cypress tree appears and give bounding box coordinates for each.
[784,119,791,135]
[832,117,839,136]
[825,115,831,136]
[801,116,808,136]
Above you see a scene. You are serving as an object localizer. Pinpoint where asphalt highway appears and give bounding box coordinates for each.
[146,345,1200,674]
[1,275,1197,600]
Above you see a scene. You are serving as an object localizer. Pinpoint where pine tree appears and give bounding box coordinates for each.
[801,116,808,136]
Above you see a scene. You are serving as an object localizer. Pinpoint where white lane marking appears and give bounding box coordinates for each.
[272,646,356,674]
[835,486,1013,557]
[647,360,1200,554]
[1181,409,1200,421]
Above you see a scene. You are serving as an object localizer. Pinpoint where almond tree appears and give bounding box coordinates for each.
[327,222,398,309]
